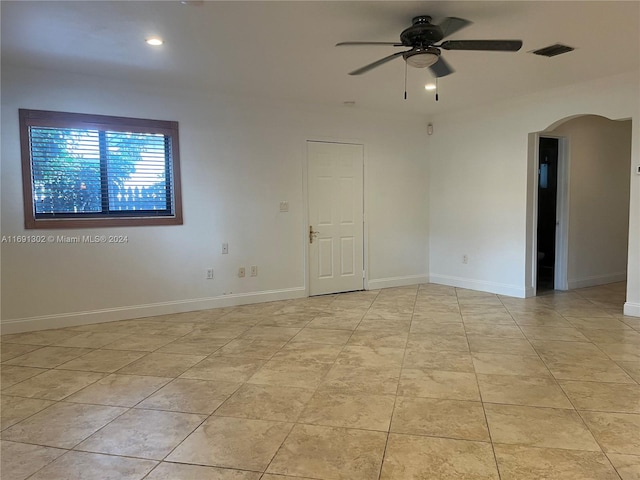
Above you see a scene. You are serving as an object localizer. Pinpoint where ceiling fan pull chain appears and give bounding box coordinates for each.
[404,61,408,100]
[435,77,439,101]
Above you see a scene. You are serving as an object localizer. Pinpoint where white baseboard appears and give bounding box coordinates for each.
[568,272,627,290]
[367,274,429,290]
[0,287,307,334]
[623,302,640,318]
[429,274,526,298]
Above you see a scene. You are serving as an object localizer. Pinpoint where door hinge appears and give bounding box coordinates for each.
[362,270,365,279]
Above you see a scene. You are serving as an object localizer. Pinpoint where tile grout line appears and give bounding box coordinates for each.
[464,290,504,480]
[258,289,382,478]
[375,286,420,480]
[499,289,628,479]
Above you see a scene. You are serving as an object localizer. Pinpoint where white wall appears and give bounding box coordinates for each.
[551,116,631,289]
[427,109,528,297]
[428,70,640,317]
[1,65,430,332]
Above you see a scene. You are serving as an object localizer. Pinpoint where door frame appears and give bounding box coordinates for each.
[526,132,569,295]
[304,139,366,296]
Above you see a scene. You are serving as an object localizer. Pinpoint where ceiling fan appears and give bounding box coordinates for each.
[337,16,523,77]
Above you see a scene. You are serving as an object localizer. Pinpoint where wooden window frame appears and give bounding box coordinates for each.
[19,109,183,229]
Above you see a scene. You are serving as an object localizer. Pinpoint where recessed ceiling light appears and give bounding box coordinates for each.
[146,37,164,46]
[424,84,436,91]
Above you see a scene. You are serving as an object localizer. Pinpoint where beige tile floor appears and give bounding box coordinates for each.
[1,282,639,479]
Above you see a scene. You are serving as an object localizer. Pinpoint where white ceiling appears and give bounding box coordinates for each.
[2,1,639,115]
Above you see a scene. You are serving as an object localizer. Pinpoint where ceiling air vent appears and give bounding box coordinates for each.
[531,44,575,57]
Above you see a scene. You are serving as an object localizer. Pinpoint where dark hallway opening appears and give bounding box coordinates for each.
[537,137,559,293]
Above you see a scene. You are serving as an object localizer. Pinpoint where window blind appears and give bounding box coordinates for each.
[20,109,182,228]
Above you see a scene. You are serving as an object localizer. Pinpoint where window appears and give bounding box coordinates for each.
[19,109,183,228]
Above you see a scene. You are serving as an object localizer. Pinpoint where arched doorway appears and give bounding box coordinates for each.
[526,115,632,304]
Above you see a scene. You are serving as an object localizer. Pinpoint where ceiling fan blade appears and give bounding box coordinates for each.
[429,56,454,78]
[439,40,523,51]
[438,17,472,38]
[337,41,404,47]
[348,50,408,75]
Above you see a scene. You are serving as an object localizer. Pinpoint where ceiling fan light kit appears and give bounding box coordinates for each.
[403,47,440,68]
[337,15,523,79]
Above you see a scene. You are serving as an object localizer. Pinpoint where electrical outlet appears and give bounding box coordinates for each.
[462,254,469,264]
[238,267,245,278]
[250,265,258,276]
[206,268,214,279]
[222,243,229,254]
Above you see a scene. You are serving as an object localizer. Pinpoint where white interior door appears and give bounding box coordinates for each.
[308,141,364,296]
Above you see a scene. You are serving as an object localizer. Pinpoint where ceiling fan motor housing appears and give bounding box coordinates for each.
[400,16,444,46]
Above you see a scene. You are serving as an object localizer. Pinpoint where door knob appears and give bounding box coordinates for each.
[309,226,320,244]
